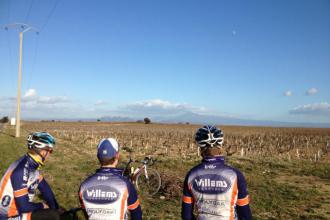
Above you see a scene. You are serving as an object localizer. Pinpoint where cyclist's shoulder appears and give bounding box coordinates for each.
[79,172,99,186]
[10,155,28,175]
[222,164,247,181]
[185,162,205,178]
[224,163,244,174]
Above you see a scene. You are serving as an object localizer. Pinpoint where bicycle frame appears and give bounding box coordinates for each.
[131,163,149,182]
[123,157,151,182]
[122,156,161,196]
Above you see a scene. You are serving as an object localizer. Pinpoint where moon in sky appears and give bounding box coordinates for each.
[232,30,237,36]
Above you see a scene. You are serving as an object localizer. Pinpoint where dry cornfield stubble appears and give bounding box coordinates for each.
[1,121,330,219]
[20,121,330,161]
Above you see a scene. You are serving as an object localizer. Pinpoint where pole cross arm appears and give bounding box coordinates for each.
[3,23,39,34]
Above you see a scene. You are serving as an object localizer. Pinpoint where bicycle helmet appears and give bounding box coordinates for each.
[27,132,55,151]
[195,125,224,148]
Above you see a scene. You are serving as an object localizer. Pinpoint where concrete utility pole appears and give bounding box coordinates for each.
[3,23,39,137]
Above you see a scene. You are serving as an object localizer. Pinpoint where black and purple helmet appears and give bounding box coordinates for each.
[195,125,224,148]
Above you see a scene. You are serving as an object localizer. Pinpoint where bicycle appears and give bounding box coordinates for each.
[122,156,161,196]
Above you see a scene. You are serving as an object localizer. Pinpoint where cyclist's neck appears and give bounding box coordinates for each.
[27,153,44,168]
[101,165,116,168]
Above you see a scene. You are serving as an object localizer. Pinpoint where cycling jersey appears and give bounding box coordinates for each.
[182,156,252,220]
[79,167,142,220]
[0,154,59,219]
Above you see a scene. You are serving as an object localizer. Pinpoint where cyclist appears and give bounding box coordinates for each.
[182,125,252,220]
[0,132,61,220]
[79,138,142,220]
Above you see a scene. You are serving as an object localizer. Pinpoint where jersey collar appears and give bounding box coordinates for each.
[26,154,42,170]
[96,167,123,175]
[202,156,225,164]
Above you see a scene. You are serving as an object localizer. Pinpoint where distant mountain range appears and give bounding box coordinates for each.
[100,112,330,128]
[24,112,330,128]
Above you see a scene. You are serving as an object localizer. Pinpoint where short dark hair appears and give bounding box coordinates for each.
[98,157,117,166]
[200,147,224,158]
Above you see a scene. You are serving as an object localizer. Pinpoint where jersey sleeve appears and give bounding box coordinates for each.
[78,183,89,219]
[235,169,252,220]
[37,176,59,209]
[181,171,195,220]
[126,180,142,220]
[10,166,44,213]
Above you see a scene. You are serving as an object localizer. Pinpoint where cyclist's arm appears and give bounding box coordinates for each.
[127,181,142,220]
[37,176,59,209]
[235,169,252,220]
[78,185,89,219]
[181,173,195,220]
[11,167,44,213]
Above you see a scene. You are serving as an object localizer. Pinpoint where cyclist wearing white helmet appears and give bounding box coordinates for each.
[182,125,252,220]
[0,132,62,220]
[79,138,142,220]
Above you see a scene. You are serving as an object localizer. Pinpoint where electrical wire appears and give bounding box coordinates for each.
[7,0,11,23]
[5,31,16,118]
[25,0,35,23]
[40,0,61,32]
[27,34,40,89]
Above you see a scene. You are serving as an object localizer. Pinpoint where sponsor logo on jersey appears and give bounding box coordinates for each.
[204,164,216,169]
[23,167,28,181]
[86,208,116,215]
[83,185,120,204]
[1,195,11,207]
[202,199,227,207]
[192,174,231,194]
[97,176,109,181]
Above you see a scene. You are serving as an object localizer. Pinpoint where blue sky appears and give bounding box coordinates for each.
[0,0,329,124]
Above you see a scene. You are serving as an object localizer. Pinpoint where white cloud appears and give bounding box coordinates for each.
[306,88,318,96]
[284,90,292,97]
[20,89,69,104]
[23,89,37,99]
[37,96,69,104]
[120,99,207,117]
[94,100,107,106]
[290,102,330,115]
[0,89,72,118]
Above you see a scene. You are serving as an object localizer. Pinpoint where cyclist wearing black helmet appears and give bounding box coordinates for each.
[0,132,62,220]
[79,138,142,220]
[182,125,252,220]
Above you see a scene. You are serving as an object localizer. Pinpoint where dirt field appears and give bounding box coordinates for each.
[0,121,329,219]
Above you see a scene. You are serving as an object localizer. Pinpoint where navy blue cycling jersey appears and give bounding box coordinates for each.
[0,154,58,219]
[182,156,252,220]
[79,167,142,220]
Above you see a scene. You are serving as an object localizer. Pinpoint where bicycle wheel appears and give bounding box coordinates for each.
[135,168,161,196]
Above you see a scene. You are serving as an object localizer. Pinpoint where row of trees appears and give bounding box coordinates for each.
[0,116,9,123]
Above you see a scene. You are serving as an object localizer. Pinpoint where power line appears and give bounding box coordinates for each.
[25,0,35,22]
[40,0,61,32]
[7,0,11,22]
[28,34,40,89]
[5,30,14,77]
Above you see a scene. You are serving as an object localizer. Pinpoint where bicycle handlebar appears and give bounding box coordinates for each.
[125,156,157,167]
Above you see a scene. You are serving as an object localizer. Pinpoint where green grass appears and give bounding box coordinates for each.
[1,128,330,220]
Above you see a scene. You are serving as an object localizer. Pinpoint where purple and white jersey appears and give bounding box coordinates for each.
[182,156,251,220]
[0,154,58,219]
[79,168,141,220]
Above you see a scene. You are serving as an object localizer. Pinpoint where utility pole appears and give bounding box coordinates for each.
[3,23,39,137]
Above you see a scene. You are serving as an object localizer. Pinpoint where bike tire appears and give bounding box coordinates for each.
[135,168,161,196]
